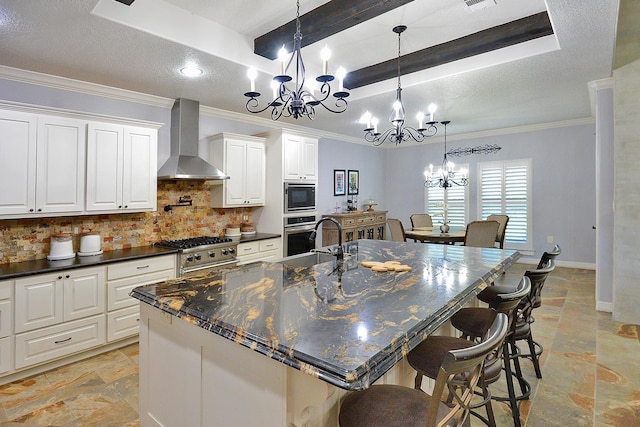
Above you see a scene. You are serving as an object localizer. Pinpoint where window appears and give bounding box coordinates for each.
[425,164,468,227]
[478,159,532,250]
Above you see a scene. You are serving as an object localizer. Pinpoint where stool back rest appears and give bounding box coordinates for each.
[518,261,555,326]
[430,313,509,427]
[489,276,531,344]
[537,244,561,269]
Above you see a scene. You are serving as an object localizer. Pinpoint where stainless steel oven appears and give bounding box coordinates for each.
[283,215,317,257]
[284,183,316,213]
[154,237,238,277]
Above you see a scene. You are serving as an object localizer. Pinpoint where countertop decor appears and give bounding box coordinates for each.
[0,233,280,280]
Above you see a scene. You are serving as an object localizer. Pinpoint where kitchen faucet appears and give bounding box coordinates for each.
[309,217,344,263]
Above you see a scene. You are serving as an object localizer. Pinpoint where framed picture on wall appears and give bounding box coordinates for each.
[348,170,359,195]
[334,169,346,196]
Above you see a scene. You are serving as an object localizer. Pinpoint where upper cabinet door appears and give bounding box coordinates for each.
[282,134,302,181]
[282,134,317,181]
[86,122,124,211]
[35,116,86,214]
[0,111,37,215]
[224,138,249,206]
[122,126,157,211]
[300,137,318,181]
[86,124,157,212]
[244,141,265,205]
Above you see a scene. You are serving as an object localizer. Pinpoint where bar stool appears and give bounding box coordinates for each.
[338,314,508,427]
[407,277,530,427]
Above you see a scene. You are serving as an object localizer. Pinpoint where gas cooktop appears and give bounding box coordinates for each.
[154,236,233,250]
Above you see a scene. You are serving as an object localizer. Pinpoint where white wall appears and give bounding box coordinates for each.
[613,58,640,324]
[384,123,597,265]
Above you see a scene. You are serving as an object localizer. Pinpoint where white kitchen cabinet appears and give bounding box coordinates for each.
[283,134,317,182]
[106,254,176,341]
[0,281,12,376]
[15,266,105,334]
[86,123,157,213]
[209,133,266,207]
[236,238,282,265]
[0,111,86,216]
[15,314,106,370]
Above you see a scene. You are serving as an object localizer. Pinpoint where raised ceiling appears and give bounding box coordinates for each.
[0,0,619,142]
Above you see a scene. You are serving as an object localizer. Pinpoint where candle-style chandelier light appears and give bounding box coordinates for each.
[424,121,469,188]
[244,0,349,121]
[363,25,442,146]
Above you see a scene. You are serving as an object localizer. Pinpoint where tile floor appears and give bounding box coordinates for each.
[0,265,638,426]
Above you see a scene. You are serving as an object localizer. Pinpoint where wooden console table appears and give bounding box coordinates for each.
[321,211,388,246]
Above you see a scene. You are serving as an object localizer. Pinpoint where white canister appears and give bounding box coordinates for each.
[79,232,102,254]
[48,233,75,260]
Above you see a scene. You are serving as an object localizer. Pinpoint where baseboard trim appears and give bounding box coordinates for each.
[596,301,613,312]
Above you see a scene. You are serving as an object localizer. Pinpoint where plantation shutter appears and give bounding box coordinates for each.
[479,159,531,249]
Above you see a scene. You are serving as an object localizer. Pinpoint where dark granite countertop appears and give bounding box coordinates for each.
[130,240,520,390]
[0,246,179,280]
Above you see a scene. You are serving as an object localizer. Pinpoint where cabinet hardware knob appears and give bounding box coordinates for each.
[58,276,63,280]
[124,205,128,208]
[29,208,34,212]
[54,337,72,344]
[37,208,42,212]
[118,205,122,208]
[65,275,70,278]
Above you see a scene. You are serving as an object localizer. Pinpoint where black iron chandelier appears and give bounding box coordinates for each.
[244,0,349,120]
[363,25,442,146]
[424,121,469,188]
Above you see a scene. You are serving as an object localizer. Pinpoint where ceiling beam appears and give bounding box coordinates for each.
[254,0,415,60]
[344,11,554,90]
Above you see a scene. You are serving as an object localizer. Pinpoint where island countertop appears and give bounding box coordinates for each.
[130,240,519,390]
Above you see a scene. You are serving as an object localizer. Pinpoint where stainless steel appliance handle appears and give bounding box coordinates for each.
[284,224,315,232]
[181,259,237,276]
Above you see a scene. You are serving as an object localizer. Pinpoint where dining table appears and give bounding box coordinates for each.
[405,226,466,244]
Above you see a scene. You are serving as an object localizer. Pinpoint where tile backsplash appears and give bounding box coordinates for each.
[0,181,256,264]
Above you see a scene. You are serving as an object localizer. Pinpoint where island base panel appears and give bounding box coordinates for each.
[138,304,419,427]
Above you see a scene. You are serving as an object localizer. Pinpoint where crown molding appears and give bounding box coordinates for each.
[0,65,595,148]
[0,65,173,108]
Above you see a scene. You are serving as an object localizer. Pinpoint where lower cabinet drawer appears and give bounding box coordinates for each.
[107,306,140,342]
[0,336,11,376]
[15,315,106,370]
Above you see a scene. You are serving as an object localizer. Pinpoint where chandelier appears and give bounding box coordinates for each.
[244,0,349,120]
[363,25,441,146]
[424,121,469,188]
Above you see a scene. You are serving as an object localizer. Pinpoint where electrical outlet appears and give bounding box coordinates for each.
[74,227,79,234]
[547,236,554,244]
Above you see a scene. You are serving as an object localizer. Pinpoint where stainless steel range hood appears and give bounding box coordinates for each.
[157,98,229,180]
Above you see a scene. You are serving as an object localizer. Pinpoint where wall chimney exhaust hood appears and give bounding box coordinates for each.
[157,98,229,180]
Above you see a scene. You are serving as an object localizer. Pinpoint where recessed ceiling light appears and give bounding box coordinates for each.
[180,66,203,77]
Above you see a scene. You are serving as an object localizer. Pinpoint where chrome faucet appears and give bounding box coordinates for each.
[309,217,344,263]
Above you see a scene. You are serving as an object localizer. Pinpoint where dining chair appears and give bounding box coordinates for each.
[487,214,509,248]
[339,313,508,427]
[464,220,500,248]
[387,218,406,242]
[410,213,433,228]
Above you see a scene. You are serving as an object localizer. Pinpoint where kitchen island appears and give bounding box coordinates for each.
[131,240,519,427]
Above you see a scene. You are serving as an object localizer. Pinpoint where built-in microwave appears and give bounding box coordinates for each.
[284,183,316,213]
